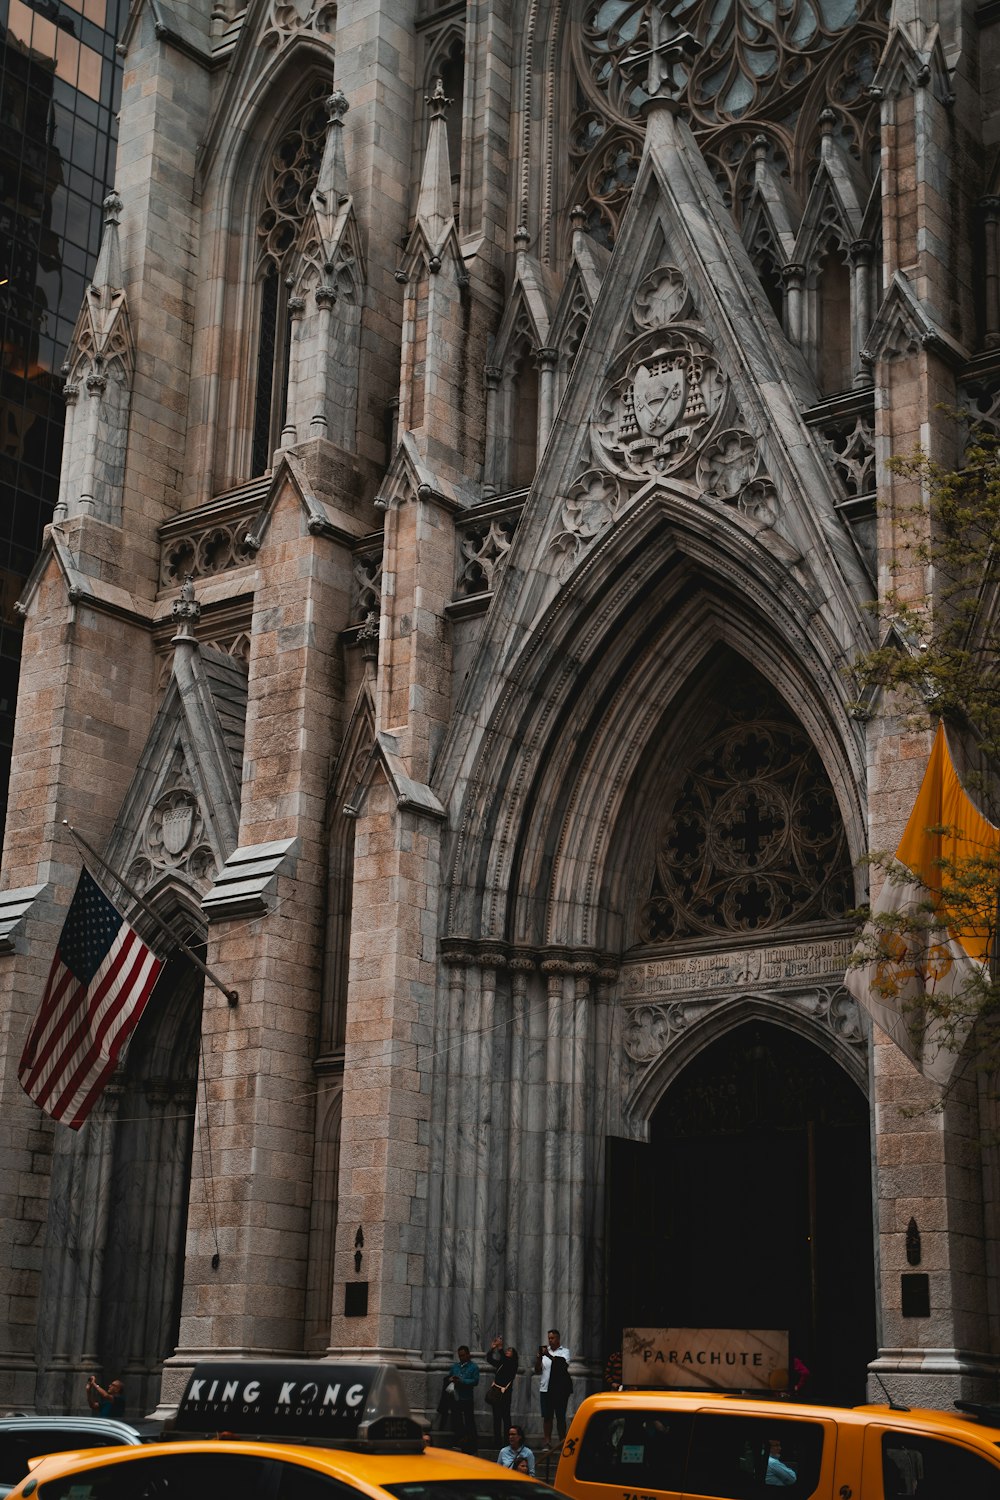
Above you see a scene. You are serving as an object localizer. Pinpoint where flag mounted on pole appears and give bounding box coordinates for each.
[18,867,165,1129]
[845,722,1000,1087]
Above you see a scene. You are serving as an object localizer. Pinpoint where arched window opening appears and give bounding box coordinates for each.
[635,663,852,946]
[817,236,852,395]
[754,249,785,325]
[559,295,591,405]
[250,81,329,477]
[323,814,355,1054]
[437,36,465,215]
[304,1080,342,1352]
[251,262,281,477]
[510,347,539,490]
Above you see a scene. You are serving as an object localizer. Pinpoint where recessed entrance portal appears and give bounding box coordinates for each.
[606,1020,875,1406]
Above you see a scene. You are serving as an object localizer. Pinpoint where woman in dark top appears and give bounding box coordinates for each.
[486,1338,519,1446]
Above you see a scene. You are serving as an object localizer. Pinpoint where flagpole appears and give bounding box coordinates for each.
[63,820,239,1007]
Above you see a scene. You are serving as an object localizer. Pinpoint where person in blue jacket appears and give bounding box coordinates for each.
[449,1345,481,1454]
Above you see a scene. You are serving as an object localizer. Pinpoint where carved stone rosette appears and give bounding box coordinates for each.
[550,470,623,575]
[129,785,217,894]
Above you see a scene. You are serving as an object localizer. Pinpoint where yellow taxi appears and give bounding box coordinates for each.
[6,1361,555,1500]
[552,1388,1000,1499]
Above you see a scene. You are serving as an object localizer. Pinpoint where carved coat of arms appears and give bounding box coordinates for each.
[592,328,727,481]
[161,802,194,856]
[633,359,687,439]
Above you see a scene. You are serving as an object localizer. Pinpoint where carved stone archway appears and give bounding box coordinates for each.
[607,998,875,1407]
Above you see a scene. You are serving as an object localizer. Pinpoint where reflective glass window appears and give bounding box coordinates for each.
[684,1413,825,1498]
[575,1407,692,1490]
[882,1432,1000,1500]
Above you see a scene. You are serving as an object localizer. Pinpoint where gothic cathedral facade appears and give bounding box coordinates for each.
[2,0,1000,1420]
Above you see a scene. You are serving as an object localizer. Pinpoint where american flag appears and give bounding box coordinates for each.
[18,868,164,1128]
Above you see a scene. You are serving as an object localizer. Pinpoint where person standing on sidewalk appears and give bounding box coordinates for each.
[486,1337,519,1447]
[535,1328,571,1451]
[449,1345,481,1454]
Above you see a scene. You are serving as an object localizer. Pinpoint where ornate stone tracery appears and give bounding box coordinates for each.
[126,756,218,895]
[351,547,383,623]
[256,84,331,276]
[622,986,863,1067]
[568,0,887,244]
[548,265,780,572]
[637,678,853,943]
[455,512,519,595]
[260,0,336,51]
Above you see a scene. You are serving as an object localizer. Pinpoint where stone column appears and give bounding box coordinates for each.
[850,240,875,388]
[279,294,305,447]
[566,963,595,1351]
[504,958,535,1339]
[780,263,806,349]
[54,383,80,520]
[540,960,574,1326]
[537,347,558,455]
[335,0,418,473]
[310,283,336,437]
[162,489,351,1403]
[981,198,1000,349]
[474,952,506,1341]
[77,370,107,515]
[483,365,503,497]
[428,953,472,1357]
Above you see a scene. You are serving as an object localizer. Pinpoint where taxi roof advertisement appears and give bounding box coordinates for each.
[176,1361,392,1437]
[622,1327,789,1390]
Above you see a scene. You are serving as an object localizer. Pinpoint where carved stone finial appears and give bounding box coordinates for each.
[357,610,380,662]
[326,87,348,124]
[514,224,530,252]
[171,573,201,642]
[570,203,587,233]
[425,76,452,120]
[619,0,701,112]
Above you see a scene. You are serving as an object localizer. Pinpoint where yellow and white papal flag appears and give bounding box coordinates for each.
[845,722,1000,1086]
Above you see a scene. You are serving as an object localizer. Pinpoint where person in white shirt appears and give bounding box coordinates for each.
[765,1438,796,1486]
[534,1328,571,1451]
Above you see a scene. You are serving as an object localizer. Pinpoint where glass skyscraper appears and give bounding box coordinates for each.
[0,0,124,823]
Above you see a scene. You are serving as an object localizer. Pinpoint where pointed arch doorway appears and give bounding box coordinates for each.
[606,1021,875,1406]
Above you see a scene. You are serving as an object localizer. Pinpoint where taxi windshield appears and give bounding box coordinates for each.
[385,1483,561,1500]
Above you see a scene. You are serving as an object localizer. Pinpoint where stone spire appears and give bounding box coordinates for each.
[56,190,132,523]
[90,191,124,299]
[414,78,455,255]
[313,88,350,218]
[283,85,364,451]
